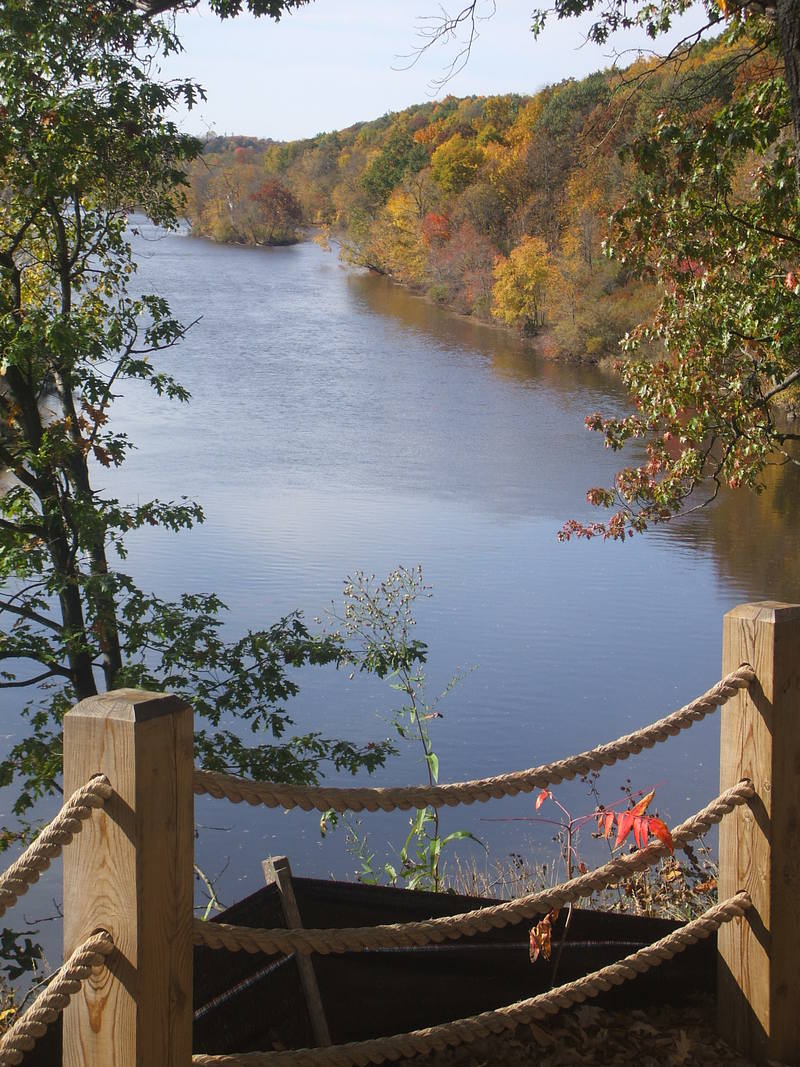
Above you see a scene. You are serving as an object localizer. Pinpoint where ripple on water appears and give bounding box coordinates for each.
[4,221,800,954]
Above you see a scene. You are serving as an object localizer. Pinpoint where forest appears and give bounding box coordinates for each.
[185,35,775,364]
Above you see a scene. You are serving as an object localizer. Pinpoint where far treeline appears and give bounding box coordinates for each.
[186,35,770,362]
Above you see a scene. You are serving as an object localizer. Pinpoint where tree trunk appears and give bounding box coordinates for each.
[49,201,124,691]
[776,0,800,186]
[54,372,124,690]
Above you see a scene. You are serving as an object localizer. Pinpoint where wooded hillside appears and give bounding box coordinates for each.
[185,36,780,362]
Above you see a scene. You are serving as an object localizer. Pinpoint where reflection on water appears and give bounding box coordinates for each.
[4,224,800,951]
[346,268,624,398]
[669,460,800,602]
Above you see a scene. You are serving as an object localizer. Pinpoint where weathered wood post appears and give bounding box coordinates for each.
[719,602,800,1063]
[62,689,194,1067]
[263,855,331,1047]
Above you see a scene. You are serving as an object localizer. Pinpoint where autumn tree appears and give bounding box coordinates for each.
[492,235,553,331]
[538,14,800,536]
[431,132,484,195]
[421,2,800,532]
[251,178,303,243]
[343,190,427,282]
[562,67,800,538]
[200,158,266,242]
[361,126,429,207]
[427,221,497,314]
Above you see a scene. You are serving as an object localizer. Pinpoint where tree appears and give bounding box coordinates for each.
[424,2,799,535]
[361,127,429,208]
[531,0,800,183]
[251,178,303,243]
[198,159,266,242]
[540,17,800,537]
[0,0,392,858]
[561,67,800,537]
[420,2,798,177]
[431,133,484,195]
[492,235,553,331]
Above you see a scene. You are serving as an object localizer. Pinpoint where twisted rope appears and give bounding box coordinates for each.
[0,930,114,1066]
[192,779,753,957]
[191,892,751,1066]
[0,776,113,919]
[193,666,753,813]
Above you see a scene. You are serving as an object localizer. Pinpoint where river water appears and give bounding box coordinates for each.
[5,219,800,948]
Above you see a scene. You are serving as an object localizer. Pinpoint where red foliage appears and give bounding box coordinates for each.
[250,179,302,239]
[597,789,674,853]
[422,212,451,246]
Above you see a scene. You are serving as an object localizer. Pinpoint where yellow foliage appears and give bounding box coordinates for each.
[492,235,553,329]
[506,98,544,147]
[356,190,427,284]
[431,133,484,195]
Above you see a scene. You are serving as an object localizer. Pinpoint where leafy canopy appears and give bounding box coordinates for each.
[0,0,392,851]
[557,11,800,538]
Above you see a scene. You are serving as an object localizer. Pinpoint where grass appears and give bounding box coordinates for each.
[446,838,719,922]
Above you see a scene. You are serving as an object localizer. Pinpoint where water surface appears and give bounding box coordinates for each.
[5,220,800,943]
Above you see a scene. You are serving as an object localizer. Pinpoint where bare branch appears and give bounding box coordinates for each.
[394,1,495,92]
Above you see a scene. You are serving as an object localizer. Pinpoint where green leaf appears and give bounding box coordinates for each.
[425,751,439,783]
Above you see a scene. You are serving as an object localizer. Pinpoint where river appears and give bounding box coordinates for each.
[5,218,800,947]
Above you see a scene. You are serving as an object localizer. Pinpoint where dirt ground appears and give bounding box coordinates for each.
[396,996,768,1067]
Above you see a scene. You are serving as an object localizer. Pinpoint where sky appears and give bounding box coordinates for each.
[158,0,711,142]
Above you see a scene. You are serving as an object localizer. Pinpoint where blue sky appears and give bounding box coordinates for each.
[159,1,710,141]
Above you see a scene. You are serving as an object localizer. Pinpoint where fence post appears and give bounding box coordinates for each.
[62,689,194,1067]
[719,602,800,1063]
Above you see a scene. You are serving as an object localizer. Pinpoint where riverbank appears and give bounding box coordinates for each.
[308,224,622,367]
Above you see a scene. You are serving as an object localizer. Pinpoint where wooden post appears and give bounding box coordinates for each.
[62,689,194,1067]
[263,855,331,1047]
[718,603,800,1063]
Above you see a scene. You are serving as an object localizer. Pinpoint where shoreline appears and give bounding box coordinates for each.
[317,226,621,369]
[185,220,622,372]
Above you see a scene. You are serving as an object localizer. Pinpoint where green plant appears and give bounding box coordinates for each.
[322,567,483,892]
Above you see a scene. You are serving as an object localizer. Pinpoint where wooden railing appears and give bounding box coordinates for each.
[717,602,800,1060]
[0,601,798,1065]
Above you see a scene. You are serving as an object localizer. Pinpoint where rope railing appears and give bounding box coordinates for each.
[193,665,754,813]
[192,779,753,957]
[190,892,751,1067]
[0,930,114,1067]
[53,609,799,1064]
[0,775,113,920]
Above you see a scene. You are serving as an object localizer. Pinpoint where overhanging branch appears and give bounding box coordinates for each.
[0,600,64,634]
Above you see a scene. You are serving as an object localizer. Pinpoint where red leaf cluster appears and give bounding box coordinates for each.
[596,789,674,853]
[422,212,451,247]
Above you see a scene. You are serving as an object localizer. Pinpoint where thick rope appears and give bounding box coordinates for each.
[0,930,114,1067]
[192,779,753,957]
[0,776,113,919]
[193,666,753,813]
[191,892,751,1066]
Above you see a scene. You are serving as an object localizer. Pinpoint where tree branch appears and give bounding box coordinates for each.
[394,1,494,91]
[0,515,46,537]
[761,365,800,403]
[0,599,64,634]
[0,669,70,688]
